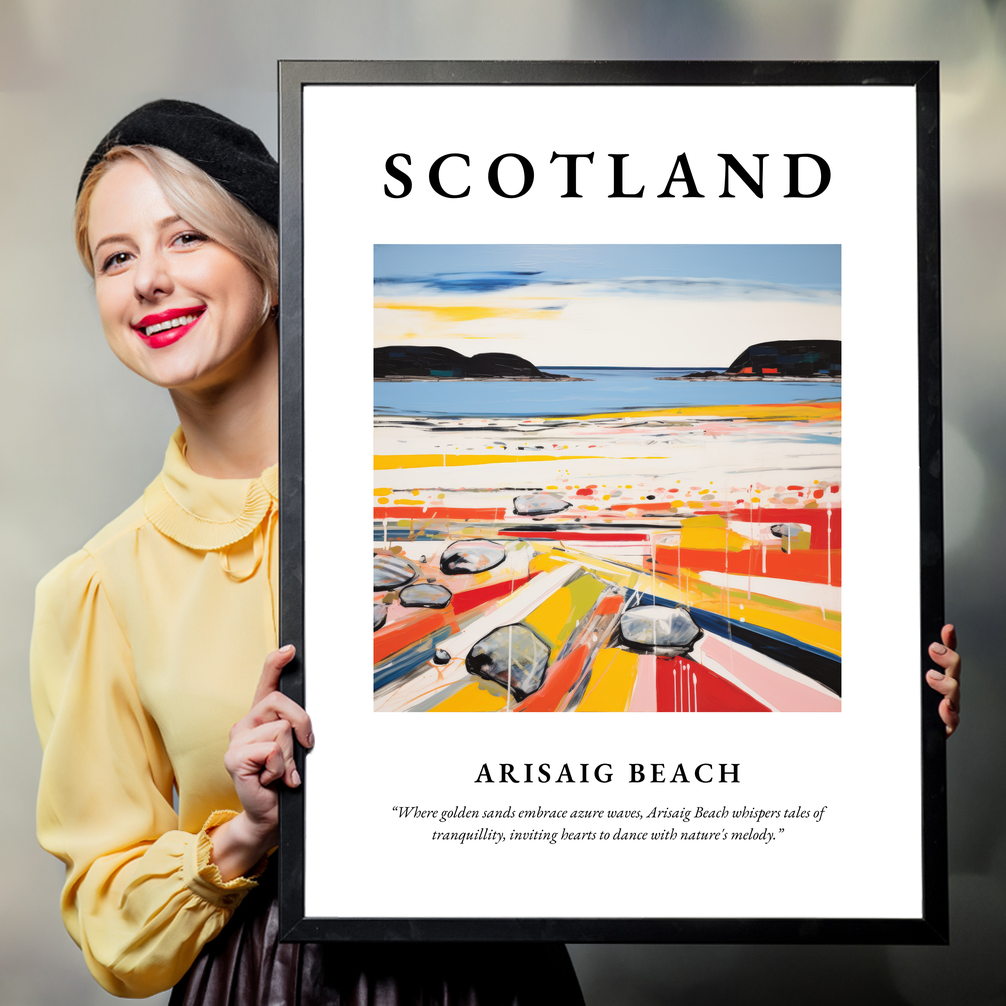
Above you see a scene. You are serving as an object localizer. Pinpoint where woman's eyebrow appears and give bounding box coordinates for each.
[92,232,133,257]
[92,216,185,257]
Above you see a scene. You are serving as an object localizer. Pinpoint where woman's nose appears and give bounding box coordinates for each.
[133,249,173,302]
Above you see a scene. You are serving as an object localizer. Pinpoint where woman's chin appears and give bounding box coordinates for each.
[110,322,273,395]
[122,353,219,393]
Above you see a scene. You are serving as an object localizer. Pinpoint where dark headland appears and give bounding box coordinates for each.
[375,346,579,381]
[664,339,841,381]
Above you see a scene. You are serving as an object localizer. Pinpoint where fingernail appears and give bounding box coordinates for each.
[292,768,301,787]
[280,644,295,654]
[928,670,944,680]
[931,643,947,655]
[306,732,315,748]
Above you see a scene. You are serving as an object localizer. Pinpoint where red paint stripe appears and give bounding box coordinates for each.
[715,507,842,549]
[449,574,530,614]
[607,503,682,514]
[655,655,771,712]
[497,529,650,542]
[515,645,591,712]
[648,546,842,586]
[373,573,530,661]
[374,608,453,664]
[374,507,507,520]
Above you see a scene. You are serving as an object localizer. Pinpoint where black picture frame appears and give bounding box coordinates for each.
[277,60,945,944]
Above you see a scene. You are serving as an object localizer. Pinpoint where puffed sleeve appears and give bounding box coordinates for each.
[31,549,262,998]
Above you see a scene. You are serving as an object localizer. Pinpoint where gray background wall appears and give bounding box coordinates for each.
[1,2,1003,1003]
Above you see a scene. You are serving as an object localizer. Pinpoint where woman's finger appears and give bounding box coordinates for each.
[925,681,961,736]
[252,644,296,707]
[224,738,287,787]
[941,623,958,653]
[925,668,959,704]
[925,643,957,676]
[242,689,314,749]
[233,718,301,788]
[939,698,961,736]
[927,623,961,737]
[255,741,287,787]
[928,641,960,677]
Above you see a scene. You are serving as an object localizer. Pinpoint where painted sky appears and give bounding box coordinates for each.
[376,245,841,289]
[374,245,841,369]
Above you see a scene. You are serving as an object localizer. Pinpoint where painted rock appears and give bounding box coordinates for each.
[374,553,420,590]
[439,539,506,574]
[619,604,701,655]
[466,623,551,700]
[513,492,571,516]
[399,582,454,609]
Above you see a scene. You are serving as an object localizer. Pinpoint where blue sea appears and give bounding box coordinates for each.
[374,367,841,418]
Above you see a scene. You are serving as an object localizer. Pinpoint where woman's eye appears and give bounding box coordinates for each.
[101,251,132,273]
[173,231,207,248]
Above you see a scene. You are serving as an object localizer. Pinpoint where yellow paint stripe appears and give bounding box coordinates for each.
[375,453,602,470]
[554,546,841,655]
[576,648,638,712]
[660,575,841,655]
[529,553,570,574]
[430,679,509,712]
[376,303,561,322]
[524,575,607,655]
[550,548,693,604]
[543,402,841,423]
[713,601,841,655]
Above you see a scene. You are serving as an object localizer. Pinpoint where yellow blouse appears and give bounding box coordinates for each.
[31,429,279,998]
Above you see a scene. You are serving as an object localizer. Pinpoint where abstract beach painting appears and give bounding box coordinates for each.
[373,245,841,713]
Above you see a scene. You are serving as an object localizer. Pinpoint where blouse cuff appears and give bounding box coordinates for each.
[183,810,269,909]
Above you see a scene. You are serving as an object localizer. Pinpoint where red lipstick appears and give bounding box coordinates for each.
[132,306,205,349]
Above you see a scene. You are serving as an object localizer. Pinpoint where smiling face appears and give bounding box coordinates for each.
[87,158,272,393]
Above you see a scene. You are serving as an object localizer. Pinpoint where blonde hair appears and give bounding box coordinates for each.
[75,145,278,323]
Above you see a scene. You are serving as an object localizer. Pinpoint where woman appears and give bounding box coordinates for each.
[31,100,585,1003]
[33,99,962,1003]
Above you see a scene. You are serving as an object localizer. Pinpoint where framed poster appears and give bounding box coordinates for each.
[277,61,946,943]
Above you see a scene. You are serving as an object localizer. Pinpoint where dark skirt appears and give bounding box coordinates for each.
[169,869,585,1006]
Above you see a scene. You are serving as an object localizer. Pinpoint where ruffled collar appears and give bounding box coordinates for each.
[143,428,278,551]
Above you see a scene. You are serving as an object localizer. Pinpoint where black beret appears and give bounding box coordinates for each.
[78,99,278,228]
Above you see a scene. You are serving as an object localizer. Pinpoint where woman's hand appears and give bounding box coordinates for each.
[926,624,961,737]
[209,645,314,881]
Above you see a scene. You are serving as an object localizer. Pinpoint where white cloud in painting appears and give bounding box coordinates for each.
[374,279,840,369]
